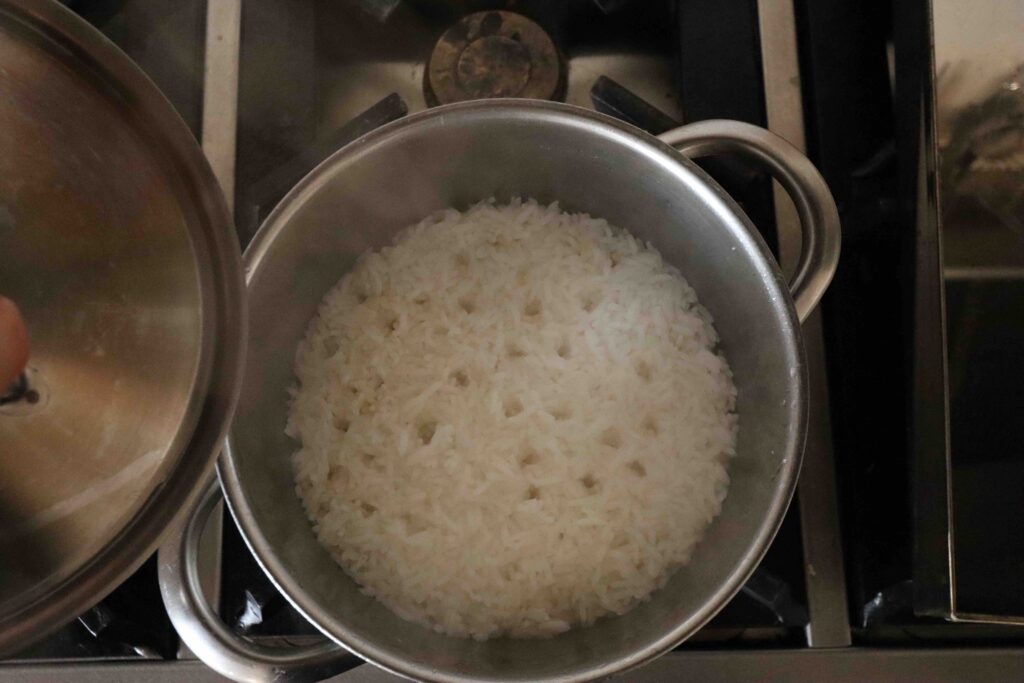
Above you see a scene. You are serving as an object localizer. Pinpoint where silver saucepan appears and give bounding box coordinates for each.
[160,100,840,683]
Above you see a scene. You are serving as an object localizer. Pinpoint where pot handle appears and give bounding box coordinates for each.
[158,479,360,683]
[659,120,841,323]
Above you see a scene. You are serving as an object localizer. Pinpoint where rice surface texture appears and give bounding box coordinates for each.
[287,199,738,640]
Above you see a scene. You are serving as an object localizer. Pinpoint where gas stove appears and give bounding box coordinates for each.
[3,0,1023,680]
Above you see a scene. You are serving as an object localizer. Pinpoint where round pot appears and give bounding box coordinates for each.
[0,0,245,655]
[161,100,839,682]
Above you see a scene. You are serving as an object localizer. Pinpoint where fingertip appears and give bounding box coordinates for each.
[0,296,30,388]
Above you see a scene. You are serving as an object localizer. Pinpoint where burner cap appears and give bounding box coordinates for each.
[425,11,565,106]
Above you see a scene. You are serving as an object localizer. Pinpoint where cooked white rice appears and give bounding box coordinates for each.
[287,199,737,640]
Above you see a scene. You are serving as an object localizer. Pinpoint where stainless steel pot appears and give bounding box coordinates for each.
[0,0,245,654]
[161,100,840,682]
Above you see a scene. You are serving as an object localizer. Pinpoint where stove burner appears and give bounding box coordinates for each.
[425,11,565,106]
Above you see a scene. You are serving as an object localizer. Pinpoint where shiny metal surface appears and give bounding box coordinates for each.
[202,0,241,213]
[178,0,244,660]
[0,0,245,655]
[793,311,851,645]
[424,11,564,106]
[659,121,841,322]
[160,481,359,682]
[316,4,682,133]
[756,0,851,648]
[757,0,807,277]
[164,100,838,682]
[320,50,682,134]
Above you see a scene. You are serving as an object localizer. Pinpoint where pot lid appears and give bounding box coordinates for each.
[0,0,244,654]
